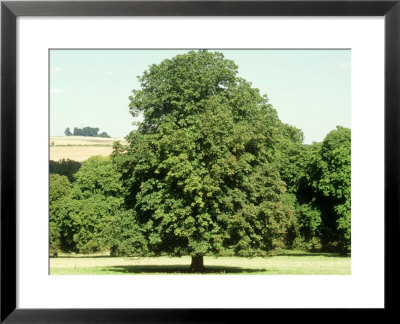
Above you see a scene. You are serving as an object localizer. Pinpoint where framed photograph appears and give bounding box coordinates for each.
[1,0,399,322]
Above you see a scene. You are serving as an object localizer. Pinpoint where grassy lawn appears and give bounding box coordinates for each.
[50,250,350,275]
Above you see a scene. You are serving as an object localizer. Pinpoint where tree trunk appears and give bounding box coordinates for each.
[190,255,205,272]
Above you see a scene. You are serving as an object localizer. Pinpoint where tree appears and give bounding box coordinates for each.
[82,126,100,137]
[276,123,306,194]
[113,50,296,271]
[316,126,351,252]
[50,156,127,254]
[106,209,149,257]
[99,131,111,138]
[73,156,125,199]
[67,156,126,253]
[49,174,72,256]
[297,127,351,253]
[64,127,72,136]
[49,158,81,182]
[50,174,72,204]
[275,124,317,249]
[73,127,83,136]
[51,194,119,254]
[70,126,111,137]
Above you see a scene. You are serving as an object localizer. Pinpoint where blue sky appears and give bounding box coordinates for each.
[50,49,350,144]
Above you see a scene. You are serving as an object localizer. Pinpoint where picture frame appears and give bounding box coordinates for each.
[1,0,399,322]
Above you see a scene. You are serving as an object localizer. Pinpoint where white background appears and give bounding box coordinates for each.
[17,17,384,308]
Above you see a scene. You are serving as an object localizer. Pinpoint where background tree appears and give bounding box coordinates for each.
[113,50,296,271]
[82,126,100,137]
[73,127,83,136]
[73,156,125,199]
[49,156,126,254]
[297,126,351,253]
[49,174,72,256]
[275,124,317,249]
[106,209,149,257]
[49,158,81,182]
[51,195,120,253]
[70,126,111,137]
[99,131,111,138]
[49,174,72,206]
[64,127,72,136]
[315,126,351,252]
[275,126,324,250]
[276,123,306,193]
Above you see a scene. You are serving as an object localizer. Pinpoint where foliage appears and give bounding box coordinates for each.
[73,156,126,200]
[49,156,126,254]
[275,124,322,250]
[49,174,72,204]
[276,123,307,193]
[49,158,81,183]
[106,209,149,257]
[296,201,322,244]
[316,126,351,252]
[113,50,296,263]
[275,123,351,253]
[50,194,119,253]
[298,127,351,252]
[49,174,72,255]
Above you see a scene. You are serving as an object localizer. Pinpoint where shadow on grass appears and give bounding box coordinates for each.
[100,265,266,274]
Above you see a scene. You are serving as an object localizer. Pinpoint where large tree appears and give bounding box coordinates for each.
[113,50,296,271]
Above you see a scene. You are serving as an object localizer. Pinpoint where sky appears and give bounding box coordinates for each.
[50,49,350,144]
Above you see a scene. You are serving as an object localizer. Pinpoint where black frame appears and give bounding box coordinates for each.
[1,0,399,322]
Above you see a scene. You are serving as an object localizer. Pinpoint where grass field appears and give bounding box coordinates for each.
[50,136,128,162]
[50,250,351,275]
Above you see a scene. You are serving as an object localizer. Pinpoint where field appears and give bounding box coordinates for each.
[50,250,351,275]
[50,136,128,162]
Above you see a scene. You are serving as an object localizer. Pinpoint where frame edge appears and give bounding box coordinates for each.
[1,1,17,322]
[384,0,400,313]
